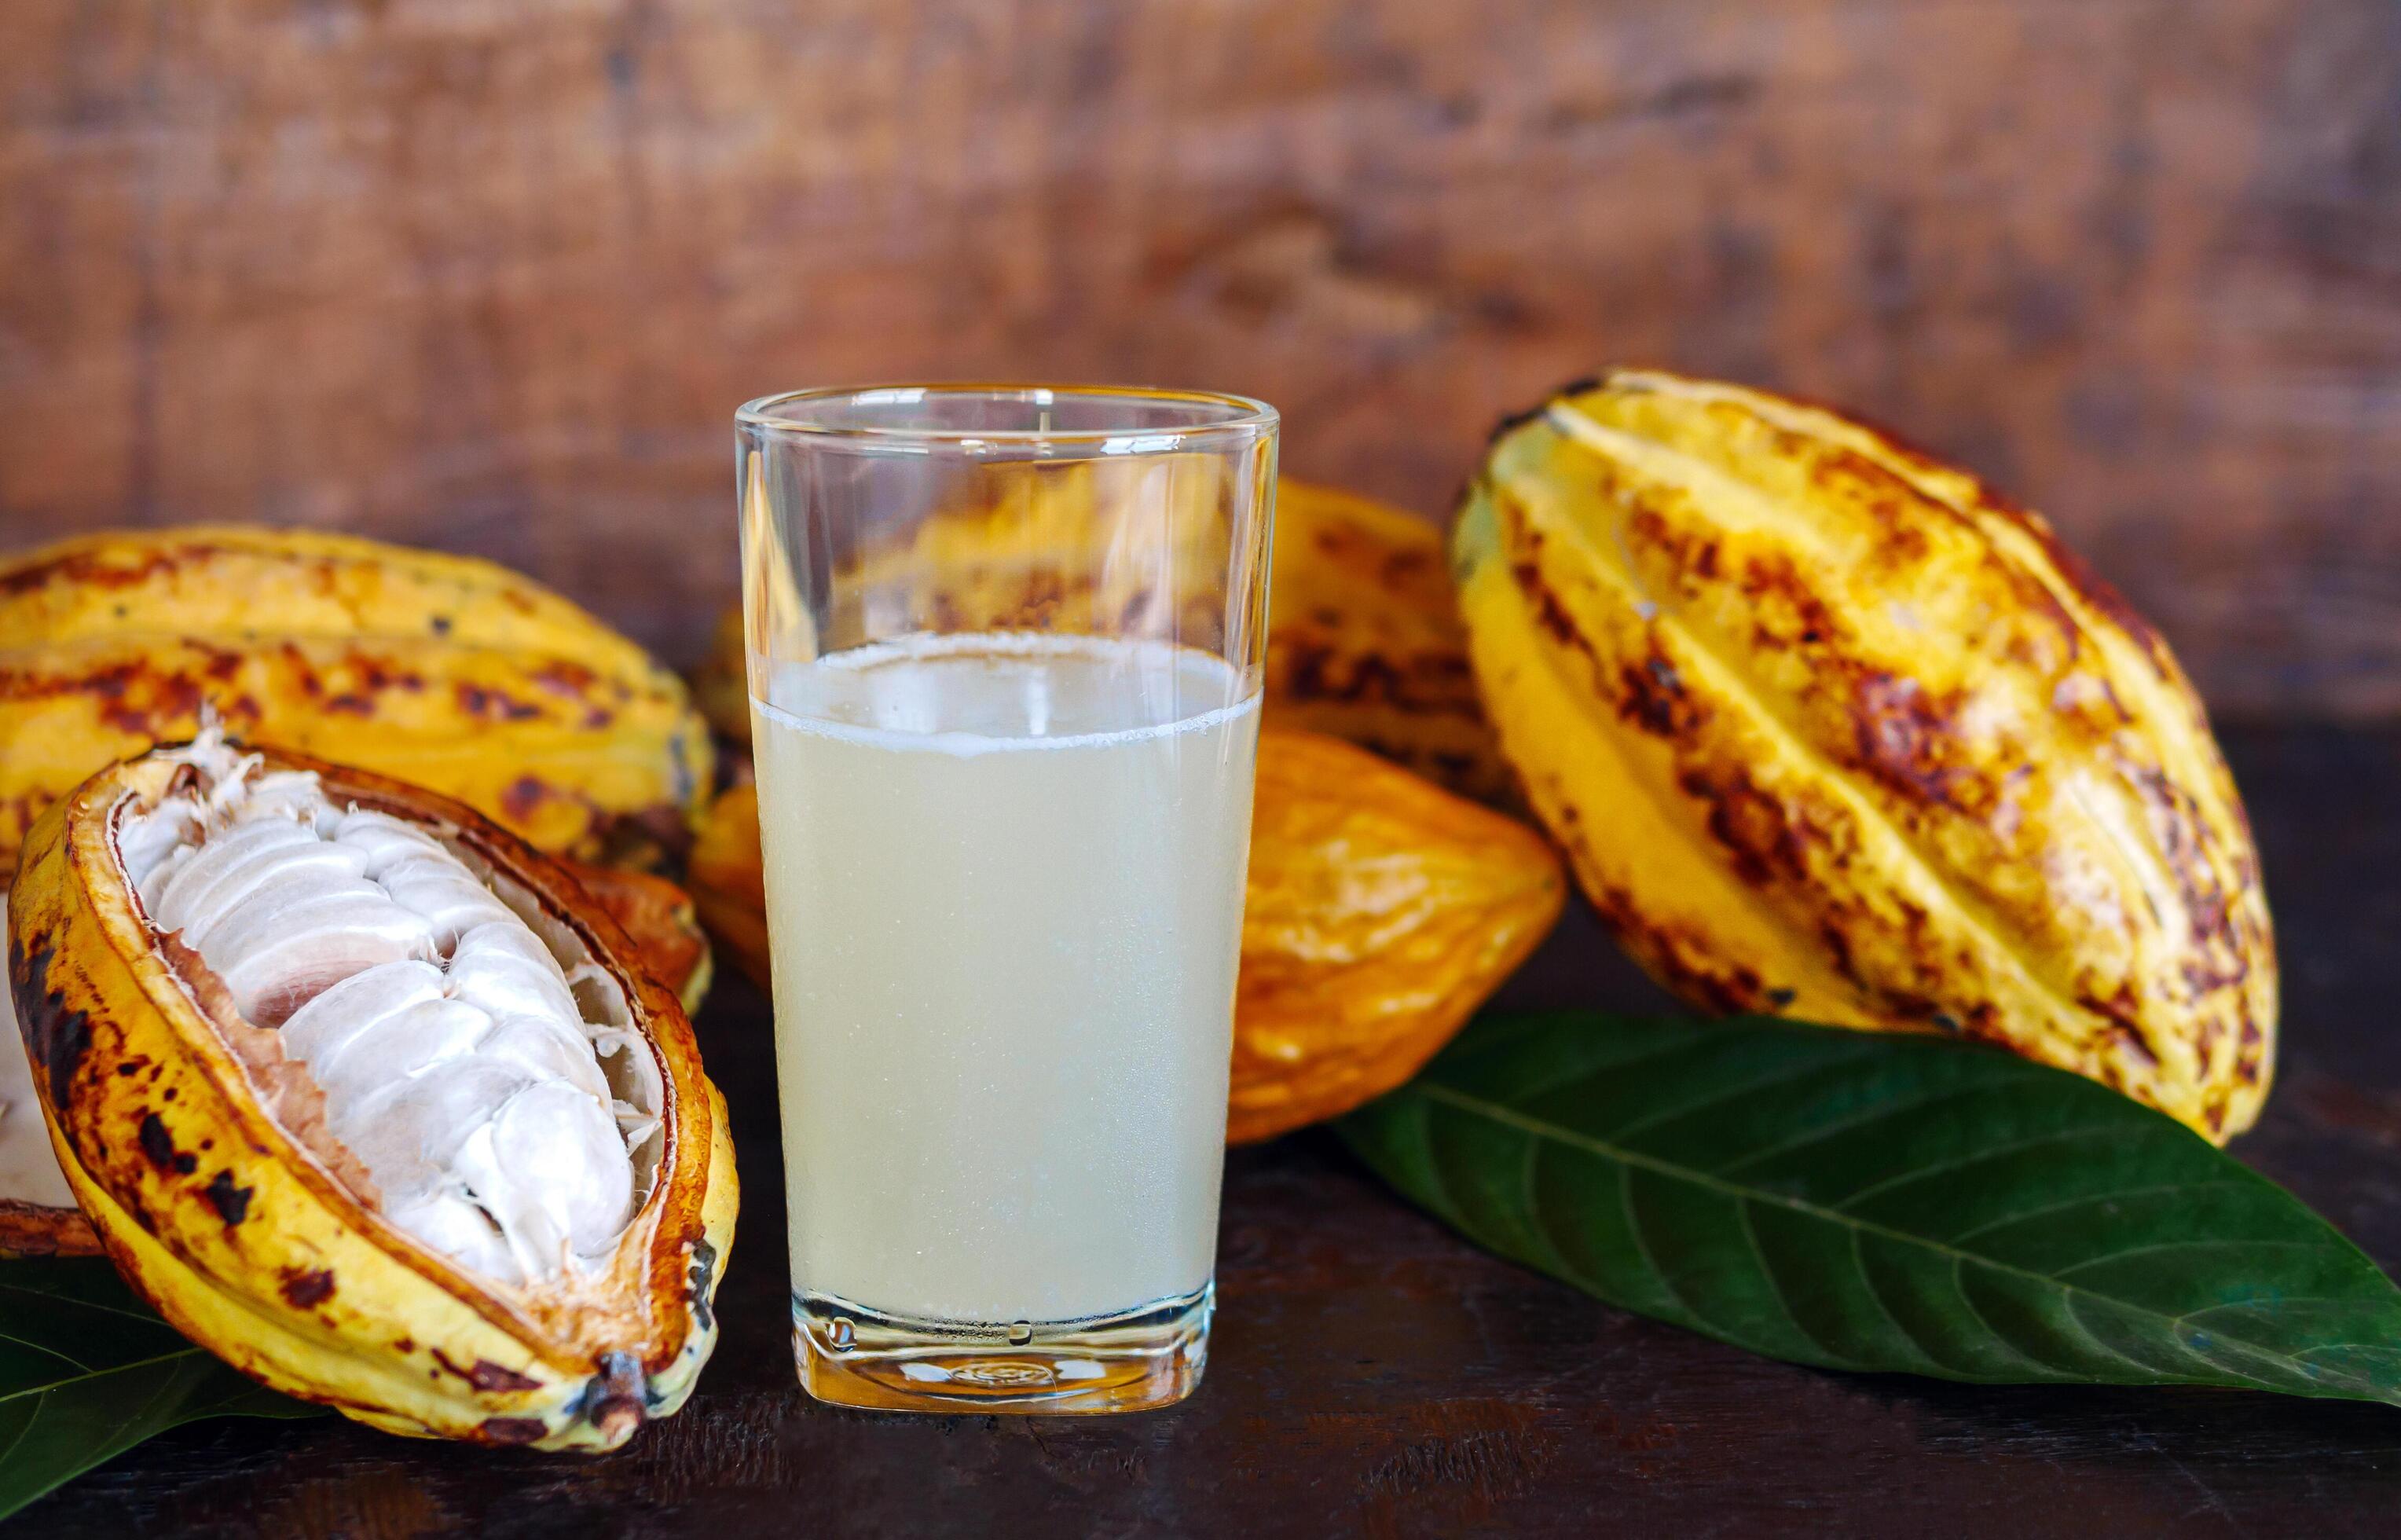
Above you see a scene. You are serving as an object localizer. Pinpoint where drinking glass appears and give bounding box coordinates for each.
[736,384,1277,1414]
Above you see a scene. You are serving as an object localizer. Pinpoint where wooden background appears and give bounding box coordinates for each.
[2,0,2397,718]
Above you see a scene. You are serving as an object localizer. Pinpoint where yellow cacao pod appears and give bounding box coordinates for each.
[1230,730,1562,1142]
[693,478,1510,803]
[1457,369,2275,1140]
[1262,482,1512,805]
[8,739,736,1446]
[688,731,1563,1141]
[0,527,713,871]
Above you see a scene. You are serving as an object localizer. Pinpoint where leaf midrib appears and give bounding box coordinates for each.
[1410,1080,2384,1366]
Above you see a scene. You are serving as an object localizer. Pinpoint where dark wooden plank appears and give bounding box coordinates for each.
[3,2,2400,715]
[12,720,2401,1537]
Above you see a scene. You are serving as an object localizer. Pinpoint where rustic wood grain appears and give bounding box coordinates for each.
[2,0,2398,716]
[13,720,2401,1536]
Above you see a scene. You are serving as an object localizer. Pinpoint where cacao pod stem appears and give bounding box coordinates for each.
[588,1351,648,1443]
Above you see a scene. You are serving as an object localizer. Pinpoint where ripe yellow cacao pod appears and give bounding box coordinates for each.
[1262,482,1512,805]
[0,527,713,872]
[692,479,1510,803]
[1230,731,1563,1142]
[7,737,736,1446]
[687,732,1563,1141]
[1457,369,2275,1140]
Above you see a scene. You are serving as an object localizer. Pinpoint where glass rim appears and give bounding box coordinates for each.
[735,381,1279,447]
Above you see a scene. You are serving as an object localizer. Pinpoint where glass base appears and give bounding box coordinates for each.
[792,1282,1211,1414]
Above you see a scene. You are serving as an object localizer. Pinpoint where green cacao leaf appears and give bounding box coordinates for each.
[1340,1012,2401,1403]
[0,1258,321,1521]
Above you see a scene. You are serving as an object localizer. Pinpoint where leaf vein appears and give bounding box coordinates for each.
[1945,1179,2256,1245]
[1830,1124,2146,1212]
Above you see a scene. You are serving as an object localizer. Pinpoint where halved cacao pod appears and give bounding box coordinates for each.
[0,527,713,872]
[8,738,736,1447]
[1457,369,2276,1139]
[693,478,1512,804]
[0,866,710,1262]
[687,732,1564,1142]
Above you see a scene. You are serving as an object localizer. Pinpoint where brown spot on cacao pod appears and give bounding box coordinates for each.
[433,1349,542,1392]
[1618,654,1704,737]
[355,657,425,693]
[472,1360,541,1392]
[203,1170,253,1226]
[2111,1025,2161,1072]
[0,544,211,598]
[500,776,550,824]
[478,1417,549,1446]
[280,1269,336,1307]
[1512,563,1592,664]
[534,660,597,696]
[14,944,93,1113]
[456,683,544,724]
[1849,672,1977,811]
[1677,765,1809,889]
[136,1113,195,1173]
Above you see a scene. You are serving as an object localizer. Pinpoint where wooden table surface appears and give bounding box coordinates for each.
[17,720,2401,1536]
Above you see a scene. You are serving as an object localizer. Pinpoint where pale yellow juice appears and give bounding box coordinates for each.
[753,632,1260,1325]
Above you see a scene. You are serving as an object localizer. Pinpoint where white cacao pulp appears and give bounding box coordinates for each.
[118,735,661,1285]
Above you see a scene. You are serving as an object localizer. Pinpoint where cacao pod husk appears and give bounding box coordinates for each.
[1457,369,2275,1140]
[687,731,1563,1141]
[7,742,736,1446]
[0,527,713,872]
